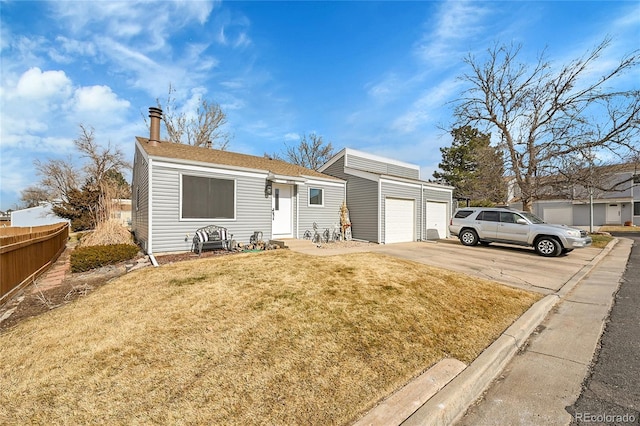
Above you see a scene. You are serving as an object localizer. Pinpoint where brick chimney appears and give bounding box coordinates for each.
[148,107,162,146]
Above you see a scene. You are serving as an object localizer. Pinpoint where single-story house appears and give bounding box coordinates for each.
[508,164,640,227]
[319,148,454,243]
[131,108,346,254]
[9,202,70,227]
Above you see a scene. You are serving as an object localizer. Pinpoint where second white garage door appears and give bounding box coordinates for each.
[425,201,447,240]
[384,198,415,243]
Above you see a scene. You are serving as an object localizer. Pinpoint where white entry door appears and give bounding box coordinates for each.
[272,184,293,237]
[606,203,621,224]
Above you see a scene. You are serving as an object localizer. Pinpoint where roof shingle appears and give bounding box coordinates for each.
[136,137,342,181]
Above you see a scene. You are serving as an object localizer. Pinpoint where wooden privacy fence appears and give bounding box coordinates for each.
[0,222,70,305]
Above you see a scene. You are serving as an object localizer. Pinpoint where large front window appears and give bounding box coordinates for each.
[181,175,235,219]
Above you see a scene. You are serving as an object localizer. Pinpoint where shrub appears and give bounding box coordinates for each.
[71,244,139,272]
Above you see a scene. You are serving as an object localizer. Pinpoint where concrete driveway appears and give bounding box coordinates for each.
[285,238,602,295]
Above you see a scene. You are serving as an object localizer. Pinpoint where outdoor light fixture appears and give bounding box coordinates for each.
[265,182,273,197]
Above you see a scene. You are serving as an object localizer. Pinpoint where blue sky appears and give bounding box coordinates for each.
[1,0,638,211]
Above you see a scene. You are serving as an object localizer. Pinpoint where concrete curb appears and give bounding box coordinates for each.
[402,295,559,426]
[398,240,619,426]
[354,359,467,426]
[556,238,618,298]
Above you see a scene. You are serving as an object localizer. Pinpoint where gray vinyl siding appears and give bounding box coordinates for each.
[298,183,345,238]
[322,156,379,242]
[131,146,149,251]
[344,176,379,243]
[573,204,605,227]
[322,156,348,180]
[149,164,272,253]
[347,153,419,180]
[381,181,422,243]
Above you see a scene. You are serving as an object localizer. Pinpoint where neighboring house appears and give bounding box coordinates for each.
[110,199,132,228]
[131,108,346,254]
[508,164,640,227]
[0,210,11,223]
[10,202,70,227]
[320,148,454,243]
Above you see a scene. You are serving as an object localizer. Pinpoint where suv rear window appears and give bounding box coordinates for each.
[454,210,474,219]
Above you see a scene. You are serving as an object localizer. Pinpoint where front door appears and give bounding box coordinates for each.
[272,184,293,237]
[606,203,621,224]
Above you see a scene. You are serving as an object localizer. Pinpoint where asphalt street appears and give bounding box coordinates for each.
[568,234,640,425]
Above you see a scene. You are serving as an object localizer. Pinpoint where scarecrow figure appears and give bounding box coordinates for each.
[340,201,352,241]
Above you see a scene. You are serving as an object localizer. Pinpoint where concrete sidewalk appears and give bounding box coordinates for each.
[408,238,632,425]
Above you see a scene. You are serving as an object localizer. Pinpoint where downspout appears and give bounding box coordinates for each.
[421,183,425,242]
[148,156,153,255]
[378,179,383,243]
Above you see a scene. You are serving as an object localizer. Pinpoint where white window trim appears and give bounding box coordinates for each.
[308,187,324,207]
[179,173,237,221]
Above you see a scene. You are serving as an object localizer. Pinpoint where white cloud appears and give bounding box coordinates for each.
[366,73,403,102]
[391,77,461,133]
[413,0,493,64]
[13,67,72,100]
[234,32,251,49]
[284,132,299,141]
[74,85,131,112]
[217,27,228,45]
[1,68,130,152]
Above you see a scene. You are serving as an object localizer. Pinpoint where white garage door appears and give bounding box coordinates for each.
[543,207,572,225]
[384,198,415,244]
[425,201,447,240]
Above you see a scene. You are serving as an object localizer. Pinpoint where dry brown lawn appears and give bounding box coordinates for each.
[0,250,540,425]
[599,225,640,233]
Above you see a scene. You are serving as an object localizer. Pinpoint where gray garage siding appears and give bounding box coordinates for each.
[298,182,345,238]
[347,154,419,180]
[131,146,149,251]
[381,181,422,243]
[149,163,272,253]
[321,156,348,180]
[346,176,380,243]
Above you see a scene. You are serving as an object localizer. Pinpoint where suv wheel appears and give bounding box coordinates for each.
[459,229,479,246]
[535,237,561,257]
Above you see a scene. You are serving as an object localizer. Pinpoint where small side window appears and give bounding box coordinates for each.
[309,188,324,206]
[454,210,474,219]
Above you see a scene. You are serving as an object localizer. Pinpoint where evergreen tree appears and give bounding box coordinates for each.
[434,126,506,205]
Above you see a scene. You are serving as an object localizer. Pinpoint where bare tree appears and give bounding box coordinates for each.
[75,125,129,190]
[35,125,131,228]
[279,133,334,170]
[19,186,51,208]
[153,84,230,149]
[453,38,640,211]
[34,156,79,202]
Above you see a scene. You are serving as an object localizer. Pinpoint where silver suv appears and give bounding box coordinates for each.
[449,207,592,257]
